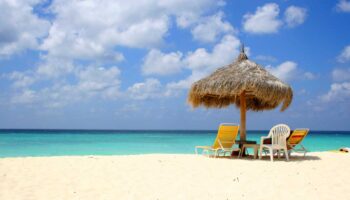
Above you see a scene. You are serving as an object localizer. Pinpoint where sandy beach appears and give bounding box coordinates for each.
[0,152,349,200]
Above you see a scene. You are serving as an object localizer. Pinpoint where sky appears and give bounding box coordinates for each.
[1,0,350,130]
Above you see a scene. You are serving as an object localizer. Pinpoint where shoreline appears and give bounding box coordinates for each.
[0,150,343,159]
[0,152,349,200]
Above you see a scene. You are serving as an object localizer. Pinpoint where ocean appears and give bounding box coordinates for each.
[0,129,349,157]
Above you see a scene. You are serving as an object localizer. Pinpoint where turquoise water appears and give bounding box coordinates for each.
[0,130,349,157]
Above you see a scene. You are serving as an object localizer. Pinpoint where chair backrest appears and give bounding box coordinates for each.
[269,124,291,147]
[212,123,239,149]
[287,128,309,145]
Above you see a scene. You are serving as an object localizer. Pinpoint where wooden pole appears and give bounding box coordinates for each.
[240,91,246,141]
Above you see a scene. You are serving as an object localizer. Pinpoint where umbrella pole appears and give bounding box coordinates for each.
[240,91,246,141]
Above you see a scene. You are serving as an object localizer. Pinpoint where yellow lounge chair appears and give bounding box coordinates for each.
[195,123,240,158]
[287,128,309,157]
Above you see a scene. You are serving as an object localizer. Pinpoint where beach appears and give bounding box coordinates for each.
[0,152,349,200]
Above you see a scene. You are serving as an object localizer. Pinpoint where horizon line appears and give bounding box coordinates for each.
[0,128,350,132]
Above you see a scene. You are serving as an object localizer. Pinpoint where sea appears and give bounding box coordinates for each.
[0,129,349,158]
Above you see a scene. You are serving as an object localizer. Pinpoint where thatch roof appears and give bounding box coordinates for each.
[188,49,293,111]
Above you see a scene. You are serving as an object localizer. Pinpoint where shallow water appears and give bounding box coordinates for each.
[0,130,349,157]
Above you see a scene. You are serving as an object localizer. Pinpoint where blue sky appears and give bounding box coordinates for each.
[1,0,350,130]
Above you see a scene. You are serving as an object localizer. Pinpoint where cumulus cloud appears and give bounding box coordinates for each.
[332,68,350,81]
[243,3,282,34]
[337,45,350,63]
[76,66,121,99]
[10,66,121,107]
[321,82,350,102]
[11,89,38,104]
[319,68,350,105]
[242,3,307,34]
[0,0,50,57]
[140,34,240,92]
[167,34,240,90]
[142,49,183,76]
[265,61,298,82]
[160,0,224,28]
[284,6,307,27]
[36,57,75,78]
[5,0,226,107]
[127,78,168,100]
[185,35,240,71]
[336,0,350,12]
[7,71,36,88]
[40,0,222,62]
[266,61,315,82]
[191,12,234,43]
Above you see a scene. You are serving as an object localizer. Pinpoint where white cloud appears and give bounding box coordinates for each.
[265,61,316,82]
[142,49,183,76]
[167,34,240,90]
[284,6,307,27]
[266,61,297,82]
[191,12,234,43]
[7,71,36,88]
[320,68,350,105]
[40,0,222,62]
[337,45,350,63]
[321,82,350,102]
[336,0,350,12]
[332,68,350,82]
[243,3,282,34]
[3,0,234,106]
[127,78,167,100]
[185,35,240,71]
[319,68,350,104]
[0,0,50,57]
[141,34,241,92]
[11,89,37,104]
[36,57,75,78]
[10,66,121,107]
[76,66,121,99]
[160,0,224,28]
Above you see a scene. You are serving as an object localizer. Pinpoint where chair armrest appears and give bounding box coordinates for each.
[260,136,270,145]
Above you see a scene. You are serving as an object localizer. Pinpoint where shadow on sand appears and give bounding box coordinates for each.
[209,154,321,162]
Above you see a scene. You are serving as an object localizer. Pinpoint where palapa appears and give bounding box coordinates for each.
[188,46,293,141]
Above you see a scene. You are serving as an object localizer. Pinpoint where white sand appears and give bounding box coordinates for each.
[0,152,349,200]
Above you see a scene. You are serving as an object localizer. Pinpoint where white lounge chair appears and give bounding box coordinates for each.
[259,124,291,162]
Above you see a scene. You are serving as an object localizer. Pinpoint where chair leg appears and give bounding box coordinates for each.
[254,146,258,159]
[277,150,281,159]
[301,145,307,157]
[239,147,245,158]
[270,148,274,162]
[284,148,289,161]
[202,149,207,156]
[259,146,263,159]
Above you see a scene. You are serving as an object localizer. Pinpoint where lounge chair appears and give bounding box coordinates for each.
[195,123,240,158]
[259,124,291,161]
[287,128,309,157]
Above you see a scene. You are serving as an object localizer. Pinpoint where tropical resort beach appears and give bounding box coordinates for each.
[1,47,350,200]
[1,1,350,200]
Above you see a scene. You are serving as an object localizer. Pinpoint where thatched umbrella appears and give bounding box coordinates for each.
[188,46,293,141]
